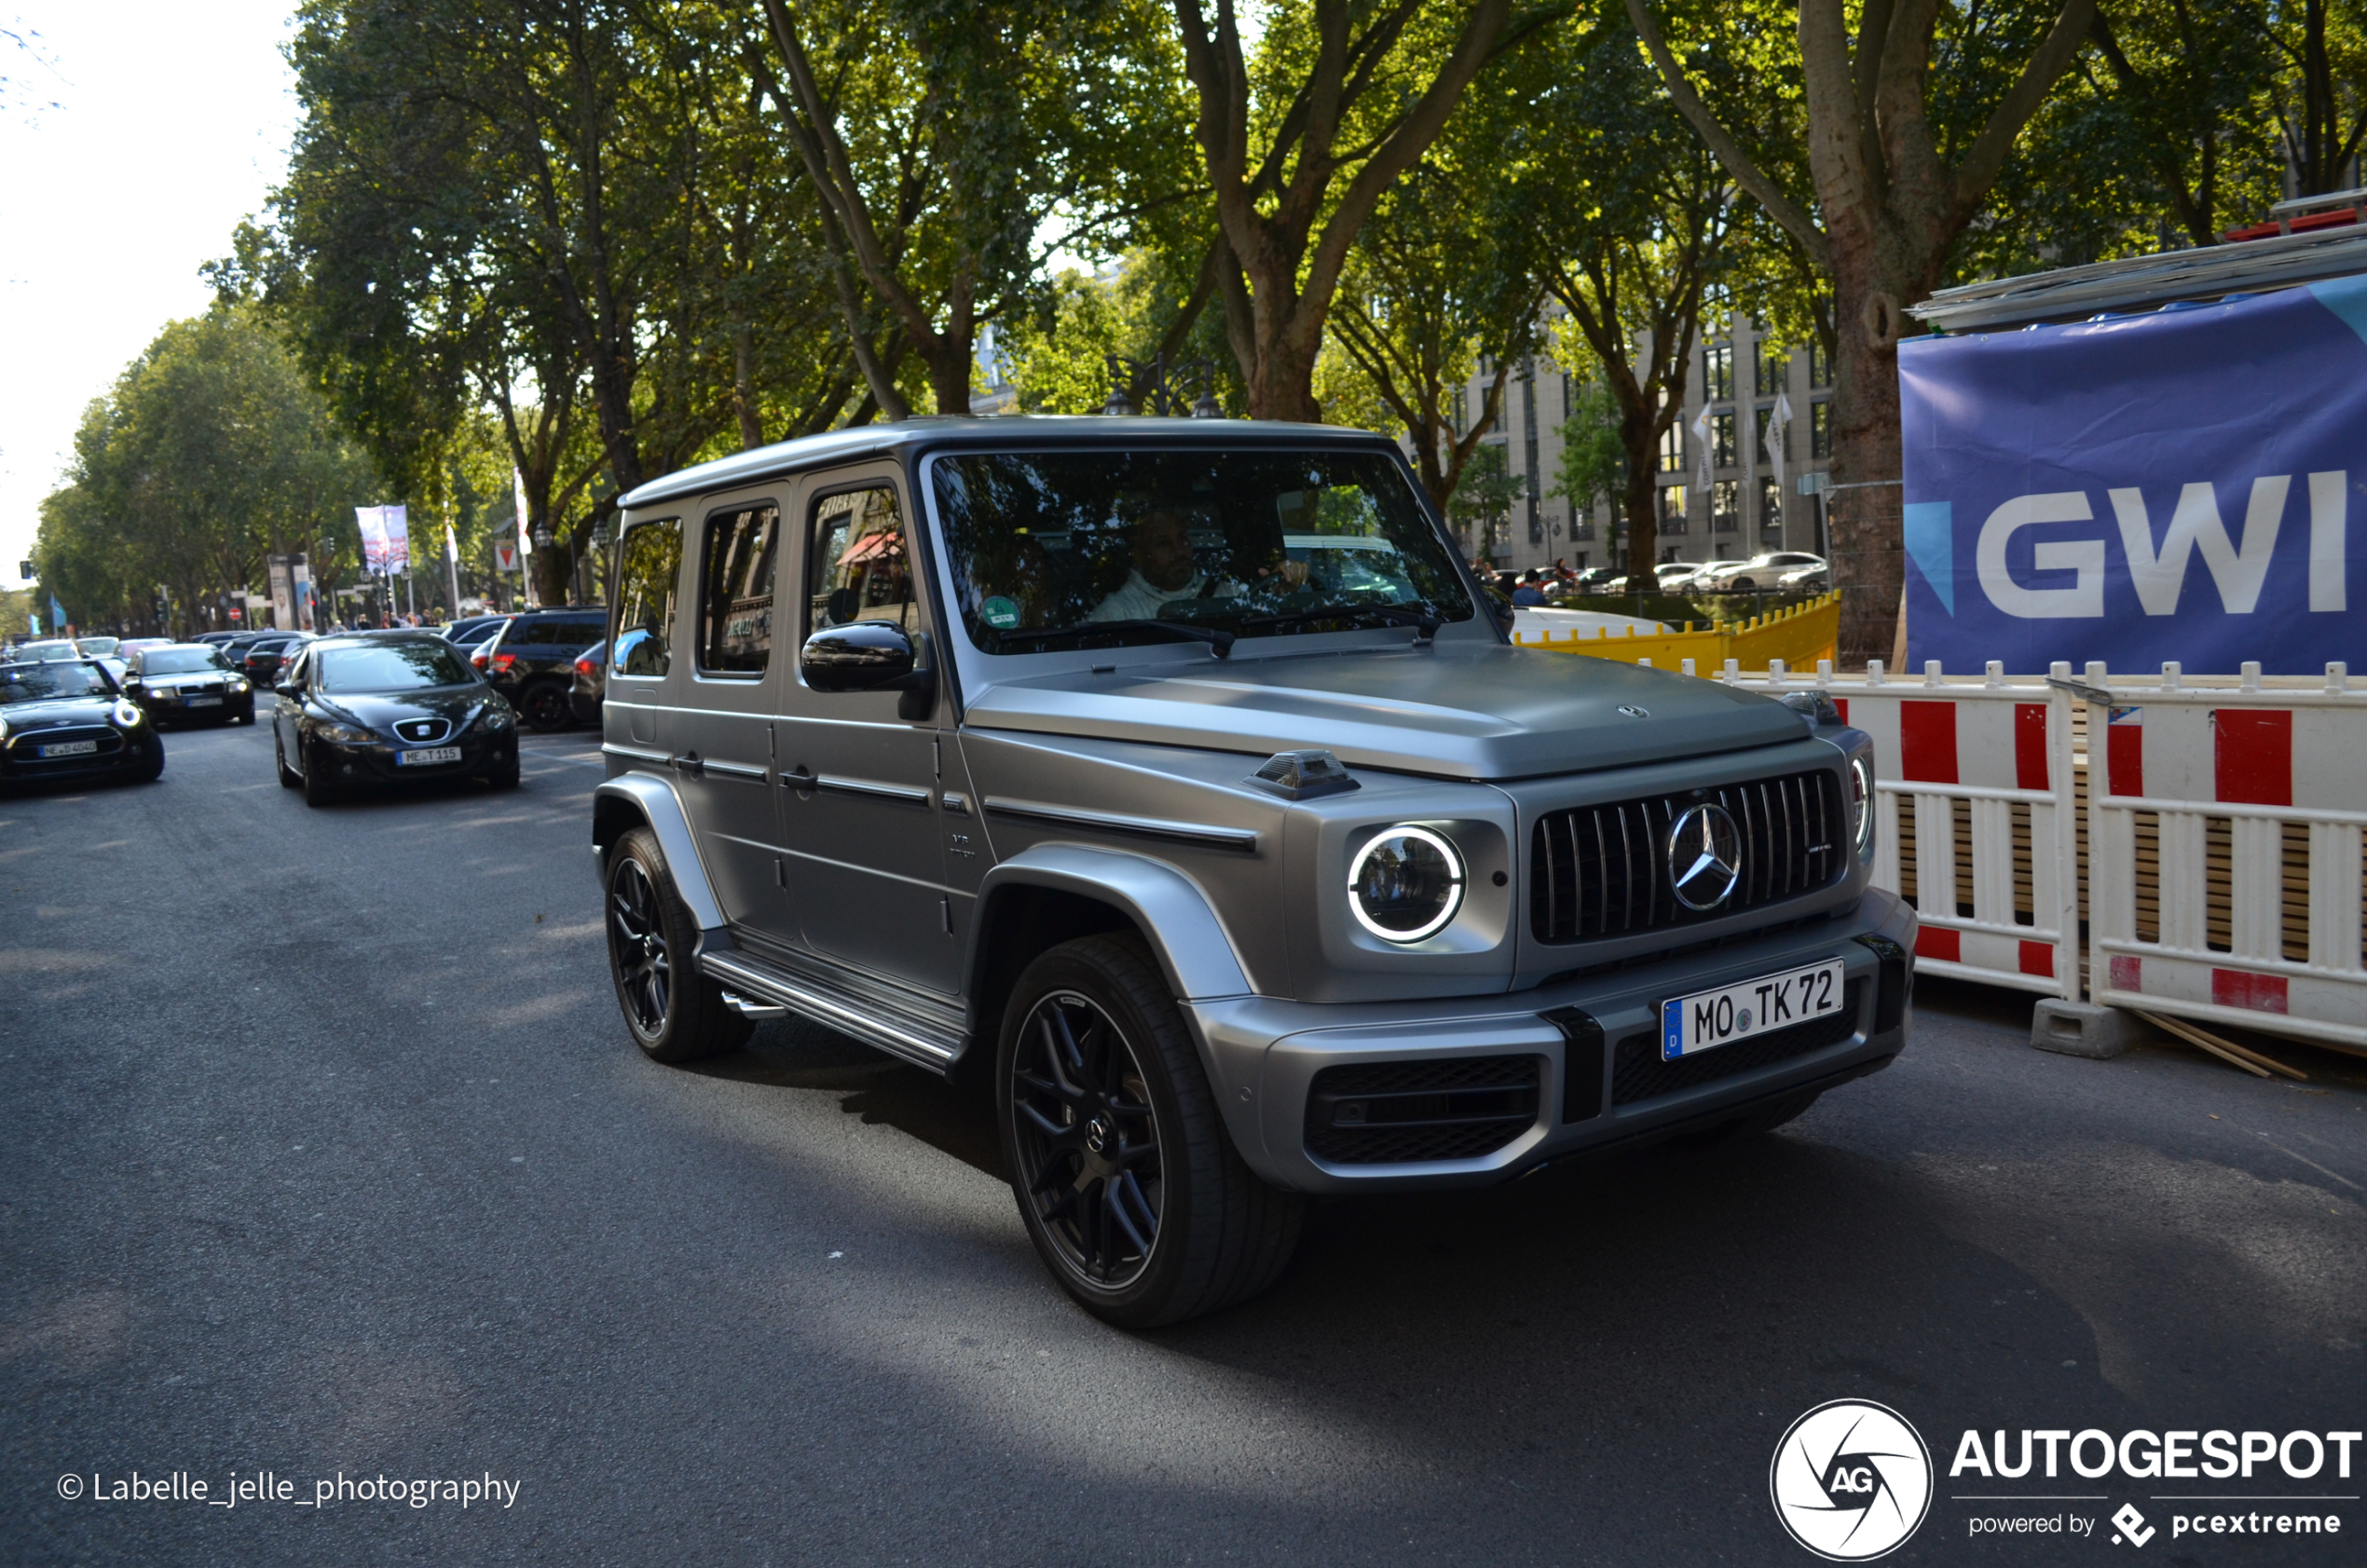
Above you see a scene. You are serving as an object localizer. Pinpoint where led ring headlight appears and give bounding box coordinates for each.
[1347,825,1465,942]
[1849,754,1877,856]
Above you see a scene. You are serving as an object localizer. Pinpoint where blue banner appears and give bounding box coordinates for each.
[1898,276,2366,675]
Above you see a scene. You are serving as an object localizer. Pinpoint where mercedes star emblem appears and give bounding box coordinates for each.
[1667,803,1743,910]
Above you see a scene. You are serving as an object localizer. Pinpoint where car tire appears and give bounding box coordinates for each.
[518,679,572,732]
[1731,577,1755,590]
[485,762,520,790]
[123,739,164,784]
[302,742,342,808]
[997,934,1306,1328]
[603,827,752,1064]
[275,737,302,788]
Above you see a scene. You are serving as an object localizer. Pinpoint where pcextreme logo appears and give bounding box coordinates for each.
[1771,1400,1935,1561]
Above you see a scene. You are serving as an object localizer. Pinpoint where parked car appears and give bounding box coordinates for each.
[240,633,312,687]
[10,639,84,661]
[569,638,607,726]
[121,644,256,726]
[443,614,510,649]
[0,658,164,790]
[1567,566,1619,593]
[116,637,174,661]
[271,632,519,806]
[1777,563,1832,593]
[1668,559,1747,593]
[1698,552,1827,591]
[193,631,246,647]
[472,607,607,730]
[589,417,1909,1327]
[74,635,121,658]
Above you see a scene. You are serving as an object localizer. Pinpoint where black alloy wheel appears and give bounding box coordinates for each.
[603,827,750,1063]
[518,679,571,731]
[301,740,341,807]
[997,935,1306,1327]
[1008,989,1165,1291]
[275,735,301,788]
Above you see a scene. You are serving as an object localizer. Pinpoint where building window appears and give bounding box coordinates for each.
[1809,341,1831,389]
[1756,340,1786,398]
[1711,411,1736,469]
[1704,343,1732,403]
[1659,422,1685,472]
[1759,477,1784,535]
[1659,484,1689,534]
[1712,480,1740,532]
[1811,400,1832,459]
[1570,516,1594,541]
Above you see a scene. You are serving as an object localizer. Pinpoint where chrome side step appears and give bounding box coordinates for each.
[700,949,965,1073]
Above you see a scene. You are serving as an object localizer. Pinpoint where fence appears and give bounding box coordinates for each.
[1511,592,1840,674]
[1558,651,2367,1052]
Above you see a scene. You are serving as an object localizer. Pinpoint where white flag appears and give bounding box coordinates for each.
[514,468,532,556]
[445,522,459,563]
[1767,390,1794,490]
[1689,404,1714,489]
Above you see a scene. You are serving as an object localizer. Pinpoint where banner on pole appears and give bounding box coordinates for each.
[356,504,412,573]
[1899,276,2364,674]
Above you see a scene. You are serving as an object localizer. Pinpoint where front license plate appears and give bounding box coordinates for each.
[397,745,462,766]
[186,696,222,706]
[1662,959,1846,1061]
[37,740,99,757]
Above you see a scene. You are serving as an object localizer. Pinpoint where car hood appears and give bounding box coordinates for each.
[317,686,496,731]
[961,642,1809,781]
[1,696,119,732]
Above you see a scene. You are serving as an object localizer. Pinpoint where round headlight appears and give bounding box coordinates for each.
[114,699,144,727]
[1849,754,1876,856]
[1348,825,1465,942]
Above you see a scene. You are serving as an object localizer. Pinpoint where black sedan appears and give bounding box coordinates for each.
[0,660,165,791]
[120,644,257,726]
[272,633,521,807]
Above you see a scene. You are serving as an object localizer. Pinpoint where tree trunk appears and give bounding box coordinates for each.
[1616,402,1659,583]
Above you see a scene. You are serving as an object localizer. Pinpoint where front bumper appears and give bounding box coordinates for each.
[1184,888,1916,1194]
[314,728,513,782]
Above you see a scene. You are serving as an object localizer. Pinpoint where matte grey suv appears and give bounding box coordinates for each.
[591,418,1914,1326]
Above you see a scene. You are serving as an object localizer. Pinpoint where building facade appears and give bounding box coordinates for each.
[1435,318,1834,573]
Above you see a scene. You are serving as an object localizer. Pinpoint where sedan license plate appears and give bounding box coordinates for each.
[1662,959,1846,1061]
[37,740,100,757]
[397,745,462,767]
[186,695,222,706]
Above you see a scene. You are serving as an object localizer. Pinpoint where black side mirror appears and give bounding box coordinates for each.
[801,621,935,719]
[274,680,294,698]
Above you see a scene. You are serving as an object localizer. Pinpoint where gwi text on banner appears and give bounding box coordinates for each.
[1897,276,2364,674]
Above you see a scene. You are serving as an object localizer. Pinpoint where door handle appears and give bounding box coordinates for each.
[670,751,705,777]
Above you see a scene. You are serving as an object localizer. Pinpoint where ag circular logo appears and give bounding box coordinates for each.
[1770,1399,1933,1561]
[1666,802,1743,910]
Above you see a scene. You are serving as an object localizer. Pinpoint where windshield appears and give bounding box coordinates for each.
[139,648,235,675]
[0,662,112,702]
[314,642,475,692]
[930,448,1474,654]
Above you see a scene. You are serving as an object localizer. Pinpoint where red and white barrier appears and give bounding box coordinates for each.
[1720,659,2080,1000]
[1710,657,2366,1051]
[2083,661,2366,1048]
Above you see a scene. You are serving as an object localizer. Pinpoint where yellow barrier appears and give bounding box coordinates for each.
[1510,591,1840,673]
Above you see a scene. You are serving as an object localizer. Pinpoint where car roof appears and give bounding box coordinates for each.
[617,415,1396,511]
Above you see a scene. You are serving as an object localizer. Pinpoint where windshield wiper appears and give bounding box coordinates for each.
[1002,619,1238,659]
[1238,604,1444,642]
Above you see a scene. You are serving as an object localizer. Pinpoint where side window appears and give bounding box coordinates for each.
[613,519,682,678]
[807,487,916,636]
[698,503,779,675]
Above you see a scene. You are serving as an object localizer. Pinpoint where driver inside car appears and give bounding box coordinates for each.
[1088,506,1307,622]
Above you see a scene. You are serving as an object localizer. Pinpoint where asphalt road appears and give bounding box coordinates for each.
[5,716,2363,1567]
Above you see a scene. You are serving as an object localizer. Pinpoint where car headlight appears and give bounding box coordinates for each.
[1348,825,1465,942]
[482,705,514,730]
[319,722,377,744]
[114,699,145,727]
[1850,753,1877,857]
[229,678,249,692]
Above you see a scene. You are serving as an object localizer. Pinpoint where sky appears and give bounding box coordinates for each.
[0,3,301,592]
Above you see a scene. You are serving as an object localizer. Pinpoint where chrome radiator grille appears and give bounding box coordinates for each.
[1529,768,1844,944]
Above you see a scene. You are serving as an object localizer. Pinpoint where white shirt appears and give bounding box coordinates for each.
[1088,568,1237,622]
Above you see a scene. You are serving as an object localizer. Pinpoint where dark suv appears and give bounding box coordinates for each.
[472,608,607,729]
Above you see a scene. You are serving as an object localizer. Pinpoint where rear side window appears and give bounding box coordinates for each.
[698,504,779,675]
[613,520,682,678]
